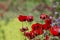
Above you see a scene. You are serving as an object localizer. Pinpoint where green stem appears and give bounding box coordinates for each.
[26,21,27,27]
[0,25,6,40]
[1,30,6,40]
[22,22,23,27]
[24,37,27,40]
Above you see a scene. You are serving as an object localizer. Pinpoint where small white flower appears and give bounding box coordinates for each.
[49,16,53,19]
[54,12,58,14]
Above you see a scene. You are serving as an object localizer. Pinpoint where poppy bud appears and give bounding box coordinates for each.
[40,14,49,20]
[27,16,34,22]
[50,26,59,36]
[20,27,28,32]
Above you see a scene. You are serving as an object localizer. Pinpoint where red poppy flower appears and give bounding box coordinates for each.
[20,27,28,32]
[42,18,52,30]
[27,16,34,22]
[42,23,51,30]
[50,26,60,37]
[33,29,43,35]
[31,24,43,35]
[45,19,52,25]
[40,14,49,20]
[24,31,35,39]
[50,26,59,36]
[29,31,35,39]
[44,35,49,40]
[31,23,42,30]
[24,32,30,37]
[18,15,27,22]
